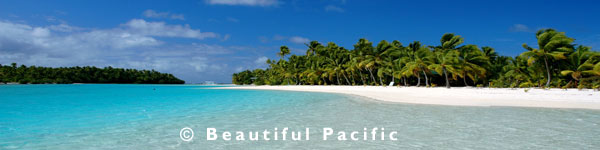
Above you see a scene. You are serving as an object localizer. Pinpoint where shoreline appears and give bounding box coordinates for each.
[217,85,600,110]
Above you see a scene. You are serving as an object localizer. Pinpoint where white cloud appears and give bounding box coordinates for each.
[254,56,268,64]
[123,19,217,39]
[143,9,185,20]
[205,0,279,7]
[143,10,168,18]
[234,66,244,72]
[509,24,532,32]
[273,35,286,41]
[222,34,231,41]
[188,57,209,71]
[289,36,309,44]
[325,5,344,13]
[48,23,82,32]
[31,27,51,37]
[0,19,234,83]
[170,14,185,20]
[259,35,309,44]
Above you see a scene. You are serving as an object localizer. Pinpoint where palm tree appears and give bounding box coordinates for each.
[482,46,499,61]
[374,40,396,86]
[277,46,291,59]
[481,46,511,86]
[429,49,460,88]
[382,40,404,86]
[501,57,527,88]
[354,39,378,85]
[458,45,489,86]
[521,28,574,88]
[439,33,464,52]
[287,55,304,85]
[400,41,434,87]
[232,33,600,89]
[428,33,464,88]
[305,41,323,56]
[560,46,595,88]
[349,53,366,85]
[584,60,600,76]
[360,55,379,85]
[324,42,351,85]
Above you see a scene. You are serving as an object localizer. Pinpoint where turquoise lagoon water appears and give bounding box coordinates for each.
[1,84,599,149]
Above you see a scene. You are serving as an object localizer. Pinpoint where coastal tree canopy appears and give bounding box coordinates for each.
[0,64,185,84]
[233,29,600,89]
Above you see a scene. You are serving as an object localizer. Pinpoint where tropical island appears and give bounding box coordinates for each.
[0,63,185,84]
[225,29,600,109]
[232,29,600,90]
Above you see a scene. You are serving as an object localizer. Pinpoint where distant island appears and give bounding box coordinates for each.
[0,63,184,84]
[233,29,600,89]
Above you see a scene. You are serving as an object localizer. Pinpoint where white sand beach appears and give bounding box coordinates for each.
[218,86,600,109]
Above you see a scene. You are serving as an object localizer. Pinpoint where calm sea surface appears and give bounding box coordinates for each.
[0,84,599,149]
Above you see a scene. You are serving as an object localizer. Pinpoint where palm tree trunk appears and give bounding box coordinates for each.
[463,72,469,87]
[403,77,408,86]
[543,56,551,88]
[358,70,366,85]
[336,72,341,85]
[342,72,351,85]
[379,76,384,86]
[443,67,450,89]
[422,70,429,87]
[368,68,377,85]
[349,72,356,85]
[416,73,421,87]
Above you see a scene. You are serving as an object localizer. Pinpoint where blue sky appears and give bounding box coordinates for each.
[1,0,599,83]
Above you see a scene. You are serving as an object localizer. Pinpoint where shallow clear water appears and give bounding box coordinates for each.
[0,84,599,149]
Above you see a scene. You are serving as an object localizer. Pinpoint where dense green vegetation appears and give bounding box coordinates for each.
[233,29,600,89]
[0,63,185,84]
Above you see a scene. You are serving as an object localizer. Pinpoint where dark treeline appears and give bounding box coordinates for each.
[0,63,185,84]
[233,29,600,89]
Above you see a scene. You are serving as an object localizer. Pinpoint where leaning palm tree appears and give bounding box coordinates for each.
[427,33,464,88]
[354,39,378,85]
[458,45,489,86]
[360,55,379,85]
[521,28,574,88]
[429,49,460,88]
[375,40,396,86]
[349,54,367,85]
[381,40,404,86]
[324,42,351,85]
[400,42,434,87]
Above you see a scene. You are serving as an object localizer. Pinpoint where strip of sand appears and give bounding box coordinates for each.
[217,85,600,110]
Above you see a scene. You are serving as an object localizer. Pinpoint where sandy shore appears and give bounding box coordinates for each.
[217,85,600,110]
